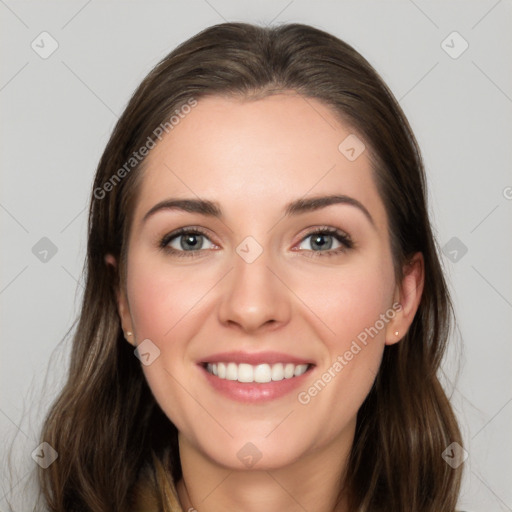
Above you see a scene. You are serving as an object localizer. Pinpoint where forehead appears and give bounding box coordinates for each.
[133,93,388,232]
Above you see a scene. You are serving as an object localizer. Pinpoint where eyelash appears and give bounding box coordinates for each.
[158,226,353,259]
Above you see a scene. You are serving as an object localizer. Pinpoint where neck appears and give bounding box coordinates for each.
[176,430,353,512]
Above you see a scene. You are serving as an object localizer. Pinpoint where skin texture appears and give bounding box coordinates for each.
[108,93,424,512]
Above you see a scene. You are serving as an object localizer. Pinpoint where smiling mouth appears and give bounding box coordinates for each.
[202,362,314,384]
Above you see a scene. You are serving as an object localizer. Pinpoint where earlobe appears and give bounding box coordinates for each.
[117,289,136,346]
[105,253,136,346]
[105,254,117,268]
[385,252,424,345]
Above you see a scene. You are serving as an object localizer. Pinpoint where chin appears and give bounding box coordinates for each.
[187,426,314,471]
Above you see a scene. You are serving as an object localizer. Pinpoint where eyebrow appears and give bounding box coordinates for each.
[142,194,375,228]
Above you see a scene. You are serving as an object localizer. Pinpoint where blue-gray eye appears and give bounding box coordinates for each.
[297,229,352,253]
[160,228,215,253]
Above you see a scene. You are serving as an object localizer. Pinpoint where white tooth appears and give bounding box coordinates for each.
[294,364,308,377]
[226,362,238,380]
[271,363,285,381]
[238,363,254,383]
[211,362,308,382]
[254,363,272,383]
[284,363,295,379]
[217,362,226,378]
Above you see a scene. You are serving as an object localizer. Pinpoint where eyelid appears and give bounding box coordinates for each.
[159,226,217,249]
[159,225,353,257]
[295,225,352,245]
[292,226,353,255]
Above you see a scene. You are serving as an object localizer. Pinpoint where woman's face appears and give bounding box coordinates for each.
[116,93,406,470]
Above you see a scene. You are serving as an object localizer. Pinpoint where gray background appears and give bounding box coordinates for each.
[1,1,511,510]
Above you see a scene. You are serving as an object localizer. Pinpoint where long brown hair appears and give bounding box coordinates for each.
[35,22,462,511]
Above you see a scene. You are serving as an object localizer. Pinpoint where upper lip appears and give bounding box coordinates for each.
[199,351,315,366]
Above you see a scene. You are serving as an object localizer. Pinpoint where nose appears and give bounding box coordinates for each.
[217,244,291,334]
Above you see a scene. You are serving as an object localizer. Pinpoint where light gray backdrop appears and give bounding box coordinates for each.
[1,1,511,510]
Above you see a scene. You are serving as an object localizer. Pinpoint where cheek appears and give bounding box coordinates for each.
[124,259,189,434]
[295,254,395,421]
[126,253,213,341]
[124,251,220,424]
[303,256,394,348]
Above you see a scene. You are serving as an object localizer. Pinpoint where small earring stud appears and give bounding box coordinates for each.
[125,331,133,337]
[394,330,399,336]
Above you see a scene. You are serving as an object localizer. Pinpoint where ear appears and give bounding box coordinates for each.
[105,254,136,346]
[385,252,424,345]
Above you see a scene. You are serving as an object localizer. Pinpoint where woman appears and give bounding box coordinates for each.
[37,22,464,511]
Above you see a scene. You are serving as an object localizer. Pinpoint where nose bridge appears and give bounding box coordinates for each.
[217,235,290,331]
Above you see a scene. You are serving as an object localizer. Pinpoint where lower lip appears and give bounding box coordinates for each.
[198,364,314,403]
